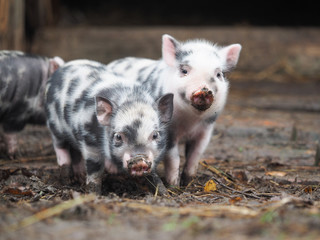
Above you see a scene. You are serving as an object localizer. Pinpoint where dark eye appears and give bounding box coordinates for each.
[216,72,223,79]
[114,133,123,143]
[179,65,190,76]
[181,69,188,75]
[152,131,160,140]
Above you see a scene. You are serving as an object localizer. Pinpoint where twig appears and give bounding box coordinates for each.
[200,161,235,185]
[115,201,259,218]
[210,176,261,200]
[5,194,96,232]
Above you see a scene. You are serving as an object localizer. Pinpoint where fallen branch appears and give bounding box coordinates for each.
[5,194,96,232]
[200,161,235,185]
[114,201,259,218]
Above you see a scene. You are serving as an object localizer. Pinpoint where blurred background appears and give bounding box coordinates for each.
[1,0,320,79]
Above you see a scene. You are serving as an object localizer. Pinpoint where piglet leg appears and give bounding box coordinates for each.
[147,171,169,196]
[54,146,73,184]
[180,124,214,186]
[164,143,181,186]
[83,147,105,195]
[3,133,19,159]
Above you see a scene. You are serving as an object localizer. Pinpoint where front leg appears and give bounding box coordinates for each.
[164,143,181,186]
[82,146,105,195]
[147,171,169,196]
[180,124,214,186]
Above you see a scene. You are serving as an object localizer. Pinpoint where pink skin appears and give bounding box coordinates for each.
[3,133,18,158]
[125,152,153,177]
[55,147,72,166]
[129,160,151,176]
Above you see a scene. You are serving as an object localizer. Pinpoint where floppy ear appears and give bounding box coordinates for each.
[219,44,242,71]
[162,34,180,67]
[95,96,113,126]
[157,93,174,123]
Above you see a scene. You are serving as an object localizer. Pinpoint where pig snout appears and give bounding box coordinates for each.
[127,154,152,176]
[190,87,214,111]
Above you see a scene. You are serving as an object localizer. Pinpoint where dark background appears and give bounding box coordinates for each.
[58,0,319,26]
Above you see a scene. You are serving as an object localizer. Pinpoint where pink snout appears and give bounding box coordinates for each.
[190,87,214,111]
[127,154,152,176]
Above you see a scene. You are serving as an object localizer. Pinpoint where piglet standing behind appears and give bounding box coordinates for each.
[106,34,242,186]
[45,60,173,194]
[0,51,64,158]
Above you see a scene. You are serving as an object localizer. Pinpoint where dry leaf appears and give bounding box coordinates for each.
[265,171,287,177]
[304,186,313,194]
[3,188,33,196]
[204,179,217,193]
[229,196,243,204]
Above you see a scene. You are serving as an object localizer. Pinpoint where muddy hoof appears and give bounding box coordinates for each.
[86,182,102,195]
[147,172,169,196]
[180,172,194,187]
[59,165,72,185]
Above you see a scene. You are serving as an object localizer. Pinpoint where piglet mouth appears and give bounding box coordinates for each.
[127,154,152,176]
[190,87,214,111]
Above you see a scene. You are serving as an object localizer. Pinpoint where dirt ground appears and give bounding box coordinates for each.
[1,27,320,240]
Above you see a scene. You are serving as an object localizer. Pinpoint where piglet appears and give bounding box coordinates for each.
[0,51,64,158]
[45,60,173,194]
[106,34,242,186]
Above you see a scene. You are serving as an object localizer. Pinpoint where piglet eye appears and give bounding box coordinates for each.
[216,72,223,79]
[152,131,160,140]
[179,65,190,77]
[181,69,188,75]
[114,133,123,142]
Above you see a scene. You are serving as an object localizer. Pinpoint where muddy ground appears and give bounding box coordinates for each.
[1,27,320,240]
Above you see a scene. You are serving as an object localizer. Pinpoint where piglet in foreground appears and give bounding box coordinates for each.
[0,51,64,158]
[45,60,173,194]
[106,35,242,186]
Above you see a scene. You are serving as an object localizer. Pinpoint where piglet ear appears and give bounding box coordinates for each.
[49,56,65,75]
[220,44,242,71]
[157,93,174,123]
[162,34,180,67]
[95,96,113,126]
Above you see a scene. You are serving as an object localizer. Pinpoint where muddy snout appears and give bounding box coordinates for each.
[127,154,152,176]
[190,87,214,111]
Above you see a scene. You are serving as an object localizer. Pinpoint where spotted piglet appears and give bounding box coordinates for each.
[45,60,173,194]
[106,34,242,186]
[0,51,64,158]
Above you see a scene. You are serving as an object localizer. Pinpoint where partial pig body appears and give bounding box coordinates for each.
[106,35,242,186]
[0,51,64,157]
[45,60,173,193]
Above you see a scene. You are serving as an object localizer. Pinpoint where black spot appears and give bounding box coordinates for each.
[69,146,82,165]
[210,77,215,82]
[166,130,176,150]
[63,104,72,125]
[86,159,103,175]
[66,77,80,96]
[137,66,149,82]
[122,119,141,144]
[110,153,124,170]
[54,101,62,119]
[205,113,218,124]
[176,50,193,62]
[179,91,189,105]
[185,139,197,160]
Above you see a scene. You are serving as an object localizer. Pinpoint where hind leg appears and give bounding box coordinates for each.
[50,134,73,184]
[2,121,25,159]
